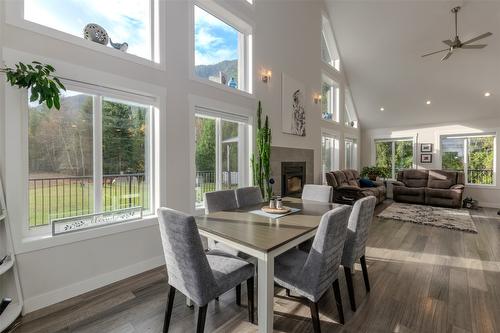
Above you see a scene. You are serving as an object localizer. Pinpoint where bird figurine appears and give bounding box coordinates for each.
[109,39,128,52]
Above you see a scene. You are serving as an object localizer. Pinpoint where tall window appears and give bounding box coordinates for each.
[321,133,339,183]
[441,135,495,185]
[195,112,248,208]
[24,0,153,60]
[344,90,358,128]
[321,15,340,71]
[194,5,251,93]
[321,75,339,122]
[375,139,414,179]
[345,138,357,169]
[28,89,153,228]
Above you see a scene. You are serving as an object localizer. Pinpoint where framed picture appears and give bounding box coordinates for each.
[282,73,306,136]
[421,154,432,163]
[420,143,433,152]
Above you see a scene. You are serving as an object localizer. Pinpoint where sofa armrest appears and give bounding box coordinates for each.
[391,181,406,187]
[450,184,465,190]
[372,180,384,187]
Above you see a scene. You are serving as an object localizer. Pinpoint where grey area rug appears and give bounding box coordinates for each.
[377,202,478,233]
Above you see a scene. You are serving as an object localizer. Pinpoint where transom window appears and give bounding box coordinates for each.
[28,89,153,228]
[194,110,250,208]
[321,75,339,122]
[321,132,339,184]
[375,139,414,179]
[345,138,358,170]
[194,4,252,93]
[23,0,154,60]
[441,134,496,185]
[321,15,340,71]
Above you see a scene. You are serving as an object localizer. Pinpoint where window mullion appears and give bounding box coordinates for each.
[93,96,103,213]
[392,141,396,179]
[464,138,469,184]
[215,118,222,190]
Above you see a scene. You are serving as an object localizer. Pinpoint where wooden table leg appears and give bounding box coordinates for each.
[258,255,274,333]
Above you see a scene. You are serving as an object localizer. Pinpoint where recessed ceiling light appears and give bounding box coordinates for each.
[426,100,431,105]
[380,107,385,111]
[484,92,491,97]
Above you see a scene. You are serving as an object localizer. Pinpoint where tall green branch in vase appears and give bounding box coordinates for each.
[251,101,272,200]
[0,61,66,110]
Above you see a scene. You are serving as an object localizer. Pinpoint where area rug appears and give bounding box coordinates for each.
[377,202,478,233]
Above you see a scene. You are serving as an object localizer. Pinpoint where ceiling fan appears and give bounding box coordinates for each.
[422,6,492,61]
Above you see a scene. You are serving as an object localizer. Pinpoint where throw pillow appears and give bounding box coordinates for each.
[359,178,376,188]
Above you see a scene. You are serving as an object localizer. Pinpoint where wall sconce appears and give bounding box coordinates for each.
[314,94,322,104]
[261,70,272,83]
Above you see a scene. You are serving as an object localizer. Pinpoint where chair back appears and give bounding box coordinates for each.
[302,205,351,301]
[341,196,377,268]
[157,207,217,306]
[235,186,263,207]
[204,190,238,214]
[302,184,333,203]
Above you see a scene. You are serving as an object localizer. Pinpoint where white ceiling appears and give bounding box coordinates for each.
[326,1,500,129]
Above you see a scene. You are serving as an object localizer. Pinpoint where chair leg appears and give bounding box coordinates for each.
[286,288,291,297]
[308,300,321,333]
[236,284,241,306]
[196,305,208,333]
[247,277,255,323]
[360,255,371,293]
[332,279,345,325]
[163,285,176,333]
[344,266,356,312]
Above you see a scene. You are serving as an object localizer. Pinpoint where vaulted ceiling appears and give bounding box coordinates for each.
[326,1,500,129]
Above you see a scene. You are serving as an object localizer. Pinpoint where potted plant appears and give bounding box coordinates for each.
[1,61,66,109]
[360,166,390,181]
[251,101,272,200]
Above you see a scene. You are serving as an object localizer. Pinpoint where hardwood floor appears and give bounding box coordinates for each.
[7,203,500,333]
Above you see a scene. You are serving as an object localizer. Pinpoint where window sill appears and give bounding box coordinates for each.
[465,183,498,189]
[15,215,159,255]
[321,118,340,124]
[5,19,164,71]
[190,75,254,99]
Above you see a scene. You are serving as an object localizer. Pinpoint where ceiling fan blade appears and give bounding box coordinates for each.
[462,32,493,45]
[441,51,453,61]
[421,48,449,57]
[461,44,487,49]
[442,39,454,46]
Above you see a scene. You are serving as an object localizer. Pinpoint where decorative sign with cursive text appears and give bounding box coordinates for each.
[52,207,143,236]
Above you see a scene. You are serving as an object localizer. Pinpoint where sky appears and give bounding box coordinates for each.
[24,0,150,59]
[194,6,239,66]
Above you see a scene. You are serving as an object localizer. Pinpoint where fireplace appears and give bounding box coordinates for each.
[281,162,306,197]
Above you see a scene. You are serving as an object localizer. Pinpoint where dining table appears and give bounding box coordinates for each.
[195,197,342,333]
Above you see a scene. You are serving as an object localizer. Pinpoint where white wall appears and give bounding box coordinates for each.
[0,0,359,313]
[361,117,500,208]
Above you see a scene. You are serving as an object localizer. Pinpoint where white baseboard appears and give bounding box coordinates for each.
[22,255,165,314]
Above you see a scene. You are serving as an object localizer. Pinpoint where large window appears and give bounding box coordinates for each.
[321,15,340,71]
[321,133,339,184]
[375,139,414,178]
[28,89,153,228]
[195,112,249,208]
[194,5,251,93]
[321,75,339,122]
[345,138,358,170]
[441,135,495,185]
[23,0,154,60]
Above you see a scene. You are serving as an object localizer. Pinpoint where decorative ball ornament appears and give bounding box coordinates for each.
[83,23,109,45]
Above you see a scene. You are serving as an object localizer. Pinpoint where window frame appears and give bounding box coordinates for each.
[321,14,340,71]
[5,0,164,68]
[190,0,253,96]
[344,89,358,128]
[373,137,416,179]
[440,133,497,187]
[321,129,340,184]
[321,74,340,123]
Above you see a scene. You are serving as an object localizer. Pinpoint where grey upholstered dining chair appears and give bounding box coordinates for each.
[301,184,333,203]
[235,186,263,208]
[274,205,352,332]
[204,189,239,214]
[341,196,377,312]
[157,208,255,333]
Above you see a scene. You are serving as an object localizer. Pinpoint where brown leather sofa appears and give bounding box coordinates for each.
[392,169,465,208]
[325,169,386,204]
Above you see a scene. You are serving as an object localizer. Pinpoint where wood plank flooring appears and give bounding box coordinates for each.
[6,202,500,333]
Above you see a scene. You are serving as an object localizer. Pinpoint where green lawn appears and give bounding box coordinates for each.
[29,182,149,227]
